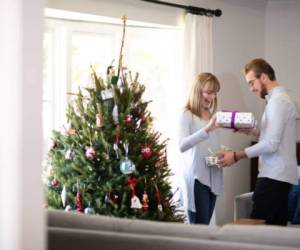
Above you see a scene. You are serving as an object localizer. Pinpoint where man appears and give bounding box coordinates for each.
[218,58,298,226]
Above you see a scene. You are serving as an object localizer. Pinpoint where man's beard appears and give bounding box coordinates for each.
[260,82,268,99]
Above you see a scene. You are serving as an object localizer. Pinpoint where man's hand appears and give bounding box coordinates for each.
[217,150,235,167]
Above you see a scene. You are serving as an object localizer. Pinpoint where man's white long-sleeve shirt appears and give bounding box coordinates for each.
[245,86,298,185]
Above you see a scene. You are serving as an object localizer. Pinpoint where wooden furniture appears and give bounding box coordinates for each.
[250,141,300,191]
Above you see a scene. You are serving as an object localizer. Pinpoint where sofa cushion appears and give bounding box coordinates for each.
[48,227,299,250]
[215,224,300,248]
[48,209,218,240]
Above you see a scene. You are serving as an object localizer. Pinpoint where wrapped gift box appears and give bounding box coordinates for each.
[216,111,256,129]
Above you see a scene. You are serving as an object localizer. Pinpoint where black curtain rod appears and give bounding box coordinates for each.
[140,0,222,17]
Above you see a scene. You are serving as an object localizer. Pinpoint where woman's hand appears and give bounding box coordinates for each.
[205,115,220,132]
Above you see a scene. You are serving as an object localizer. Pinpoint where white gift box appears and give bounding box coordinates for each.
[205,156,219,167]
[216,111,256,129]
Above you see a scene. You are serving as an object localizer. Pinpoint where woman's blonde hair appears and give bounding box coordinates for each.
[185,72,220,118]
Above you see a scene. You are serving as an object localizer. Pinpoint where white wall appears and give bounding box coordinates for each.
[0,0,45,249]
[265,0,300,141]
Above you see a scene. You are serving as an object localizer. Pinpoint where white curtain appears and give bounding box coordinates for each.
[183,13,213,98]
[179,13,215,224]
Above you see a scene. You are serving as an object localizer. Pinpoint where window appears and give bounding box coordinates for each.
[43,15,183,191]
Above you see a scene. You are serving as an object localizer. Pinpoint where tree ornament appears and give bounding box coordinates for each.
[155,184,163,212]
[142,191,149,210]
[96,113,105,127]
[76,193,84,212]
[51,140,58,150]
[114,125,120,144]
[65,205,73,212]
[61,185,67,207]
[128,178,142,209]
[111,191,118,204]
[105,191,118,205]
[124,114,133,124]
[120,143,135,174]
[112,104,119,125]
[67,128,76,135]
[102,152,110,161]
[113,143,120,159]
[65,148,74,160]
[51,178,59,187]
[86,73,96,89]
[141,145,152,159]
[86,146,96,160]
[105,192,110,204]
[120,159,135,175]
[84,203,95,215]
[76,181,84,213]
[111,75,118,85]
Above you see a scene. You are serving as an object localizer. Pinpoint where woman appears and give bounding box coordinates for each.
[179,72,223,224]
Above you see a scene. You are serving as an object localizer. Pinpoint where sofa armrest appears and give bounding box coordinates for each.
[234,192,253,220]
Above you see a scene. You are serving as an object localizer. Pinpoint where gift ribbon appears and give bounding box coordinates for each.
[230,111,237,129]
[128,178,141,197]
[222,110,238,129]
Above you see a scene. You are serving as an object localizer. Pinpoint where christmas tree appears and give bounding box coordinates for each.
[46,17,183,222]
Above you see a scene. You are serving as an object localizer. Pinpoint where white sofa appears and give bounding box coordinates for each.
[48,209,300,250]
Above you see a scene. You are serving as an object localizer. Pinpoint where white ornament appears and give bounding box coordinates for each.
[158,204,163,212]
[131,195,142,209]
[61,185,67,207]
[112,104,119,124]
[65,205,72,212]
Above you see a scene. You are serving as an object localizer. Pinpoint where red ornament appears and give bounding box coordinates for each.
[51,179,59,187]
[51,141,58,150]
[141,145,152,159]
[125,114,133,124]
[110,191,118,204]
[76,192,84,213]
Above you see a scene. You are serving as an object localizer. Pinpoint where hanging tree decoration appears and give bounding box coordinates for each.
[61,185,67,207]
[76,180,84,213]
[84,202,95,215]
[86,146,96,160]
[51,178,59,187]
[142,191,149,211]
[141,144,153,159]
[112,104,119,125]
[120,142,135,174]
[155,184,163,212]
[124,114,133,125]
[128,177,142,209]
[96,112,105,128]
[65,148,74,160]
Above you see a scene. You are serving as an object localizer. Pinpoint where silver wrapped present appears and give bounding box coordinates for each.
[216,111,256,129]
[205,156,219,167]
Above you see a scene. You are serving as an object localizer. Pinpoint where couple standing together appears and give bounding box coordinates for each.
[179,58,298,226]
